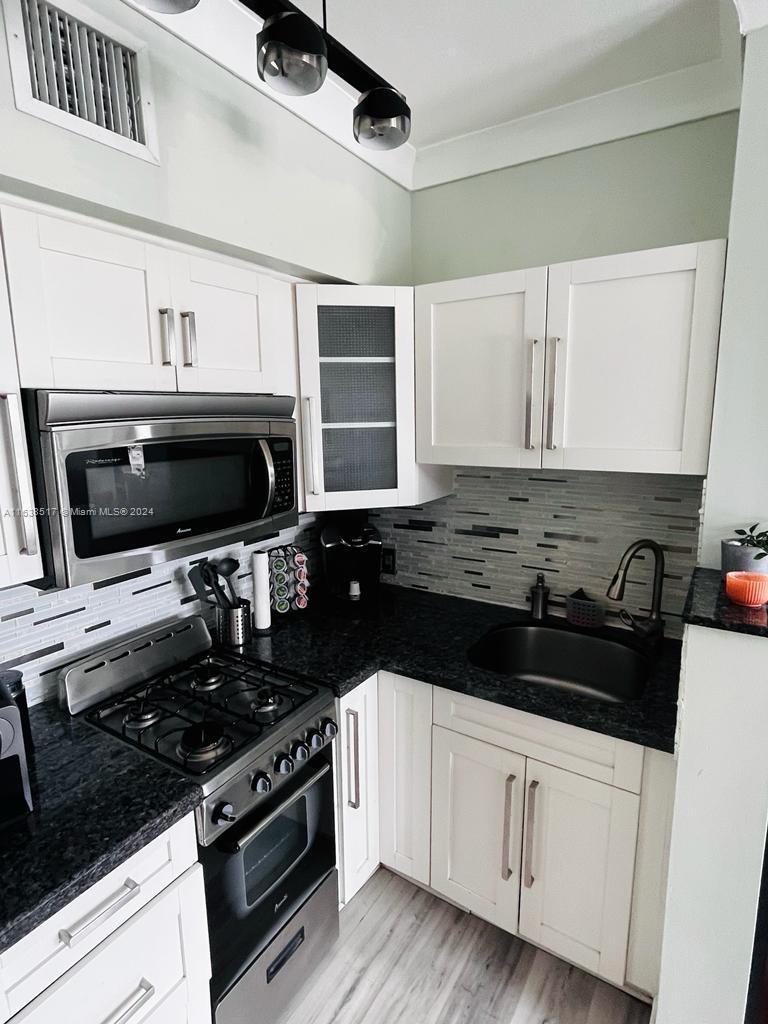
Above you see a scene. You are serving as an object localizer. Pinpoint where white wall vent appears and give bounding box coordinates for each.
[4,0,160,162]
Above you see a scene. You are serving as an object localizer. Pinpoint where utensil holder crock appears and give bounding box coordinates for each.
[216,599,252,647]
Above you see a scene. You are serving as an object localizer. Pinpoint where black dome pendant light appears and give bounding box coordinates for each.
[257,7,328,96]
[353,87,411,150]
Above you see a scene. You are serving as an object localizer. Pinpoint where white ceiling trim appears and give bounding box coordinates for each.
[413,41,742,190]
[732,0,768,31]
[120,0,417,189]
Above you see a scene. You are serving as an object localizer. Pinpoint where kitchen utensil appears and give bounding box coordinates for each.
[188,564,217,606]
[216,600,253,647]
[216,557,241,607]
[725,571,768,607]
[202,562,231,609]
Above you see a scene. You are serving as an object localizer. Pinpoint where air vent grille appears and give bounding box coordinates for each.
[19,0,146,144]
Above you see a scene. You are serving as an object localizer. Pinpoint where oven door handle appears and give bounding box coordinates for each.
[230,762,331,853]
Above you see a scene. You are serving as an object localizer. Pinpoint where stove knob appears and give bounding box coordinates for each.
[274,753,295,775]
[321,718,338,739]
[250,771,272,794]
[307,729,324,750]
[213,802,237,825]
[291,740,310,762]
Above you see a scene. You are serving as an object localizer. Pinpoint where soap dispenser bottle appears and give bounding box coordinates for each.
[530,573,549,621]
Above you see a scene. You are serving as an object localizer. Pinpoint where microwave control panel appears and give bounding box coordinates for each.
[270,439,295,514]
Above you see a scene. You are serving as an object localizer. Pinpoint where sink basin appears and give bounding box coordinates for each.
[467,624,650,703]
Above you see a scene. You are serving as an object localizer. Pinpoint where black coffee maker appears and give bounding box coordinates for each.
[321,513,382,604]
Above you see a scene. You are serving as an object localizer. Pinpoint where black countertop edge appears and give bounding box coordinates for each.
[0,703,203,954]
[683,566,768,637]
[242,584,681,755]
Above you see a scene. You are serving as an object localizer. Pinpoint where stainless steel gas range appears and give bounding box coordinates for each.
[59,615,340,1024]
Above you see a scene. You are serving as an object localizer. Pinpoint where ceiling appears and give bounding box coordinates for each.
[125,0,743,189]
[294,0,741,149]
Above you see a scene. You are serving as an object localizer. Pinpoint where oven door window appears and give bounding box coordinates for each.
[243,797,311,908]
[65,438,271,558]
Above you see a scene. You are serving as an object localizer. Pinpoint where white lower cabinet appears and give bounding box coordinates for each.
[338,675,380,903]
[11,865,210,1024]
[518,759,640,986]
[354,673,665,996]
[378,672,432,886]
[431,726,525,933]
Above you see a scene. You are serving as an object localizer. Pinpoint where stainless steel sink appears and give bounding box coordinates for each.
[467,624,650,703]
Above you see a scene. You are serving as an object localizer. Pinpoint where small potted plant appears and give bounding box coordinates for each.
[721,523,768,577]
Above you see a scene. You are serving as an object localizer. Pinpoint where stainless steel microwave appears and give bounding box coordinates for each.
[23,391,298,588]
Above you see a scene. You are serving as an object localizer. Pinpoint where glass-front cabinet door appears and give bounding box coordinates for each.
[296,285,415,512]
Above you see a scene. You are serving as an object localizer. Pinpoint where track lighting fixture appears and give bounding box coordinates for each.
[256,10,328,96]
[134,0,200,12]
[353,87,411,151]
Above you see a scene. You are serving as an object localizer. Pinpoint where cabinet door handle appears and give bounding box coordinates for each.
[524,780,539,888]
[1,393,38,557]
[501,773,517,881]
[158,307,176,366]
[524,339,538,451]
[58,877,140,947]
[546,337,560,451]
[103,979,155,1024]
[304,397,320,496]
[180,310,198,367]
[346,708,361,810]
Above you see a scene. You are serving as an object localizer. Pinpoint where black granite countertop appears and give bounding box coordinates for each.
[243,585,681,754]
[683,565,768,636]
[0,702,202,954]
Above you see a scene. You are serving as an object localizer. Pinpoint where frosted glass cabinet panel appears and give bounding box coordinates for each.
[297,285,452,511]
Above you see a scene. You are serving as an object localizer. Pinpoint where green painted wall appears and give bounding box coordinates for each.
[411,113,739,284]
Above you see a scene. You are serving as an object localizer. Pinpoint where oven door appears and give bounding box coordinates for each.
[203,758,337,1009]
[46,419,296,585]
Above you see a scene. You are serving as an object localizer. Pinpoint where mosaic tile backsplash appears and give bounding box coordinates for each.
[0,516,320,707]
[370,469,704,638]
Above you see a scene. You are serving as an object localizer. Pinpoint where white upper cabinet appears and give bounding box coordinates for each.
[544,241,726,473]
[518,759,640,986]
[415,269,548,468]
[2,206,177,392]
[171,253,279,394]
[296,284,451,512]
[0,242,42,587]
[1,205,294,396]
[416,242,725,474]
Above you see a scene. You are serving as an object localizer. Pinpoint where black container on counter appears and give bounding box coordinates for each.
[0,670,33,754]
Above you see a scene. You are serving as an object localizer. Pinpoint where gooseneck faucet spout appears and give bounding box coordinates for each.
[607,539,665,640]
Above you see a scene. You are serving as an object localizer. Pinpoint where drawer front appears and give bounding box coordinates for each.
[0,814,197,1020]
[433,687,644,793]
[11,865,209,1024]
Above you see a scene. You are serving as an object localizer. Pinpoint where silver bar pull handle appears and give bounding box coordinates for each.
[304,397,320,496]
[501,773,517,881]
[180,310,198,367]
[524,339,538,450]
[58,878,140,947]
[546,337,560,451]
[524,780,539,888]
[346,708,361,810]
[103,979,155,1024]
[1,393,38,557]
[158,307,175,366]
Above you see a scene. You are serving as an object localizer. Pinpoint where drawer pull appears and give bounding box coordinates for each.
[58,878,140,947]
[104,979,155,1024]
[501,773,517,881]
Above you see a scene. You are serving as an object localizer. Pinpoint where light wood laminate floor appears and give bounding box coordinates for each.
[285,869,650,1024]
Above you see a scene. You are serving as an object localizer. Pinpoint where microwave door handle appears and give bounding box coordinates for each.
[258,439,276,517]
[231,762,331,853]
